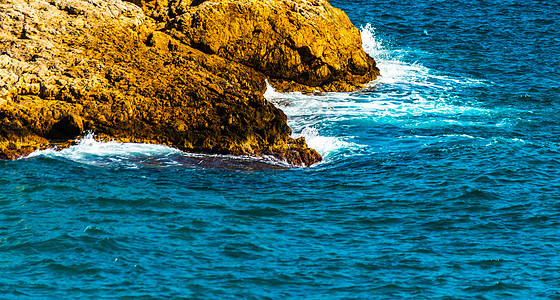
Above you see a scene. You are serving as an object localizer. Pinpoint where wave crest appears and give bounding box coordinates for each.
[26,133,290,170]
[263,24,498,163]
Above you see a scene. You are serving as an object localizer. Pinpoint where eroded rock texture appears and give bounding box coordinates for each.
[0,0,379,166]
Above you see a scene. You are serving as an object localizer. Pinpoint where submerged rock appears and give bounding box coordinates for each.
[0,0,379,166]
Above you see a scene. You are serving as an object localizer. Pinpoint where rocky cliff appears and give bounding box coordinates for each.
[0,0,379,166]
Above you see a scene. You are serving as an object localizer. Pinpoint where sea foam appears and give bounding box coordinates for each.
[27,132,181,159]
[263,24,501,161]
[26,133,290,169]
[26,133,182,168]
[360,23,488,90]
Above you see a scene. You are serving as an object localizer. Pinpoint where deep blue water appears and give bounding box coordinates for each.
[2,0,560,298]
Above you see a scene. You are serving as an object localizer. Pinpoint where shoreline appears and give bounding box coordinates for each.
[0,0,379,166]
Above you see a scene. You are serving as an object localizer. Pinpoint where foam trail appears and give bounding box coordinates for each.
[27,132,182,159]
[26,133,182,168]
[27,132,291,169]
[265,83,359,158]
[263,24,505,162]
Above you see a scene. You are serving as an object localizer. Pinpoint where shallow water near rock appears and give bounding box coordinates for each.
[2,0,560,298]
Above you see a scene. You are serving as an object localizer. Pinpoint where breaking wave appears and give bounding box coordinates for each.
[265,24,497,161]
[26,133,290,170]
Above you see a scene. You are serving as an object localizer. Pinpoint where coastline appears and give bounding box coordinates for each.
[0,0,379,166]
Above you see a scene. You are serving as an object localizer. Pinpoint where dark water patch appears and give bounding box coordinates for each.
[2,234,77,252]
[89,195,181,212]
[449,187,501,201]
[46,262,103,276]
[220,241,273,259]
[468,258,506,269]
[463,280,527,293]
[233,206,288,218]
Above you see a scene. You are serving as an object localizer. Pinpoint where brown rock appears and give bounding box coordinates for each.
[163,0,379,92]
[0,0,379,166]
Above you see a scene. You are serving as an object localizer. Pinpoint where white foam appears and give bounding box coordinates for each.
[267,83,491,129]
[299,127,359,158]
[360,23,393,62]
[360,24,489,89]
[26,132,183,168]
[262,24,501,160]
[27,132,181,159]
[264,79,283,100]
[265,85,360,158]
[26,132,293,169]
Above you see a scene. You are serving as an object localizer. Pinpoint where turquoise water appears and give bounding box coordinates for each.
[2,0,560,298]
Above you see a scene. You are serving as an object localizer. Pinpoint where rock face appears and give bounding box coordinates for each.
[0,0,379,166]
[162,0,379,92]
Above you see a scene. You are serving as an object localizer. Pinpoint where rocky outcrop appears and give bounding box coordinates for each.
[162,0,379,92]
[0,0,379,166]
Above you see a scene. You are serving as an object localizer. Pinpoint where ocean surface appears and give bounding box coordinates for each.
[2,0,560,298]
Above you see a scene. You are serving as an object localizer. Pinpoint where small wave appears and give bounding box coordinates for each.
[26,133,290,170]
[265,84,361,158]
[27,133,181,160]
[26,133,182,168]
[361,23,490,90]
[299,127,360,158]
[263,24,507,162]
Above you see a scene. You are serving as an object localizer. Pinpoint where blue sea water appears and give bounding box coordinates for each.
[2,0,560,298]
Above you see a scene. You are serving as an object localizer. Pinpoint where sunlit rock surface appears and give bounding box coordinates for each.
[0,0,379,166]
